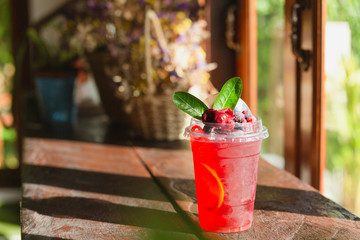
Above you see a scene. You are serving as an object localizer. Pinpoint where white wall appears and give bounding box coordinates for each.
[325,21,351,77]
[29,0,69,24]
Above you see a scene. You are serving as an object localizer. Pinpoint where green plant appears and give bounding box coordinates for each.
[0,0,13,65]
[328,0,360,62]
[256,0,284,155]
[325,0,360,214]
[326,55,360,213]
[28,16,80,72]
[0,0,15,93]
[0,202,21,239]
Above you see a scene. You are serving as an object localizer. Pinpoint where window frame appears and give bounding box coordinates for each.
[283,0,326,191]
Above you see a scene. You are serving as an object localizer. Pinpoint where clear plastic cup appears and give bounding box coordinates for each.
[184,118,268,233]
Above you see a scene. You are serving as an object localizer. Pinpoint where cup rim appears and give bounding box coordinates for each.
[184,117,269,142]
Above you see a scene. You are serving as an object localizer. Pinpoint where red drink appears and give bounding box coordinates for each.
[187,119,268,233]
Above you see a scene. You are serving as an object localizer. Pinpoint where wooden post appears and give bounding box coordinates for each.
[206,0,237,90]
[236,0,257,115]
[8,0,30,186]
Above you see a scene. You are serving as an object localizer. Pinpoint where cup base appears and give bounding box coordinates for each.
[200,221,252,233]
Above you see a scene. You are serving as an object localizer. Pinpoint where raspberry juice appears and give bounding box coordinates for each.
[187,119,268,233]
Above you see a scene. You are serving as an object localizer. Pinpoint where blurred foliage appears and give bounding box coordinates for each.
[0,0,14,94]
[326,56,360,172]
[2,127,18,169]
[257,0,284,117]
[256,0,360,214]
[326,55,360,212]
[257,0,284,155]
[0,0,13,65]
[327,0,360,62]
[326,0,360,213]
[0,0,20,237]
[27,17,80,72]
[0,202,21,239]
[0,0,18,170]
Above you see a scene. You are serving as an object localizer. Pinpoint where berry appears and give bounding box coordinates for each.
[202,108,234,124]
[202,109,216,123]
[246,115,256,123]
[234,112,245,123]
[202,108,235,130]
[191,125,205,134]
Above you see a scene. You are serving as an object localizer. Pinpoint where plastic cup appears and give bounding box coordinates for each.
[185,118,268,233]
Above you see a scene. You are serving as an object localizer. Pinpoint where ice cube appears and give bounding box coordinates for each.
[234,98,252,116]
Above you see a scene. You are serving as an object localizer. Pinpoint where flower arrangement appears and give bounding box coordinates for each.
[28,0,216,138]
[69,0,215,100]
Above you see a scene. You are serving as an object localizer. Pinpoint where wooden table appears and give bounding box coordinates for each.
[21,138,360,239]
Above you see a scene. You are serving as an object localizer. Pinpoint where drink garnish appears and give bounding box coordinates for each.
[172,91,209,120]
[173,77,242,122]
[199,163,224,209]
[212,77,242,110]
[174,76,257,134]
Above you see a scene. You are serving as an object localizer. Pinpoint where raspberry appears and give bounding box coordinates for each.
[202,108,235,129]
[246,115,256,123]
[191,125,205,134]
[202,108,234,124]
[202,109,216,123]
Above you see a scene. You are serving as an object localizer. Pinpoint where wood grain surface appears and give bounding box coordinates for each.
[22,138,360,239]
[134,145,360,240]
[22,138,198,240]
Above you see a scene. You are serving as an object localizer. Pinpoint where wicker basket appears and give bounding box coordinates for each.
[128,95,189,141]
[87,8,210,140]
[125,9,191,141]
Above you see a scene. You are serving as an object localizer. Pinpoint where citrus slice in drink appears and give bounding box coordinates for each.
[198,163,224,209]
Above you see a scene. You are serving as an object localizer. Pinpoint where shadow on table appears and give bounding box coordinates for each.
[169,179,360,221]
[22,164,360,221]
[22,234,67,240]
[22,196,192,234]
[23,164,169,202]
[254,185,360,221]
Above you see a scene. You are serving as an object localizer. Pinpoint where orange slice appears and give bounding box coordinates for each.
[199,163,224,209]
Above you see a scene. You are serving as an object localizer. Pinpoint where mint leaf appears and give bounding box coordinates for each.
[173,92,208,120]
[213,77,242,110]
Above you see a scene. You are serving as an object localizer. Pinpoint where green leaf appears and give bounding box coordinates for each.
[213,77,242,110]
[27,28,51,65]
[173,92,208,120]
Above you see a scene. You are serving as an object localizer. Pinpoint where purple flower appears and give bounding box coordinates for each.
[87,0,96,8]
[176,34,188,43]
[197,62,206,69]
[176,2,190,10]
[164,0,172,6]
[105,2,113,10]
[107,43,118,57]
[157,12,167,18]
